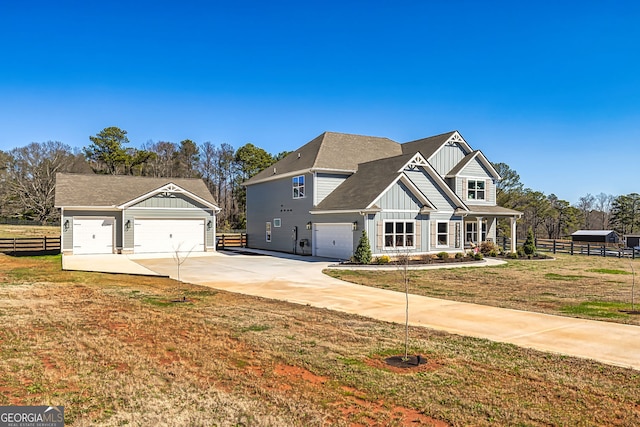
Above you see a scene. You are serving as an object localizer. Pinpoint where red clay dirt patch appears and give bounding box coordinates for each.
[365,354,443,374]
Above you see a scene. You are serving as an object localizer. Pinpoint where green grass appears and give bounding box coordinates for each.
[587,268,632,275]
[544,273,587,281]
[560,301,631,319]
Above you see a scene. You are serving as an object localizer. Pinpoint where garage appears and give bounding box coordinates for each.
[314,223,354,260]
[134,219,205,254]
[72,218,114,255]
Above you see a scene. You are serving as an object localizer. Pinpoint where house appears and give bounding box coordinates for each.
[244,131,521,259]
[571,230,619,244]
[54,173,220,255]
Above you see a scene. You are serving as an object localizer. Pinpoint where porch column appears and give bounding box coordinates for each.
[510,216,517,253]
[476,217,483,243]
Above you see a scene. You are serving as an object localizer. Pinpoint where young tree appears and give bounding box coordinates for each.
[353,230,372,264]
[523,227,537,258]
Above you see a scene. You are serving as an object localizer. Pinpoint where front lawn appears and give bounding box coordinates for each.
[1,254,640,426]
[325,253,640,325]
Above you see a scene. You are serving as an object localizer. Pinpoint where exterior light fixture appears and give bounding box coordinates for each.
[63,220,70,231]
[207,220,213,230]
[352,221,358,231]
[306,221,312,230]
[125,220,131,230]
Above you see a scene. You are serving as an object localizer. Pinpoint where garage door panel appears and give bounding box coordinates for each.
[73,218,114,255]
[134,219,205,254]
[314,223,353,260]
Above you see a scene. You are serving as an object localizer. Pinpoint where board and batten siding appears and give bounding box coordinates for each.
[246,173,314,253]
[429,143,468,176]
[61,210,122,252]
[133,192,210,209]
[404,169,459,211]
[314,173,349,206]
[455,156,496,204]
[376,181,422,211]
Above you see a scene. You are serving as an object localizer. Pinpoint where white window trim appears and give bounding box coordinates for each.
[383,220,416,250]
[436,221,449,247]
[465,221,487,244]
[292,175,306,199]
[266,222,272,242]
[467,179,486,201]
[273,218,281,227]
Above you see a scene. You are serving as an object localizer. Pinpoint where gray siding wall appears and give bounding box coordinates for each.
[133,193,209,209]
[429,144,467,176]
[377,181,421,211]
[456,158,496,205]
[315,173,349,206]
[405,170,457,212]
[246,173,314,253]
[61,210,122,252]
[123,208,215,250]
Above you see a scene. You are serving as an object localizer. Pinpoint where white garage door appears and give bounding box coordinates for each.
[73,218,114,255]
[314,223,354,260]
[134,219,205,254]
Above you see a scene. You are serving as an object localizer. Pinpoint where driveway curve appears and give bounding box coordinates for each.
[135,250,640,371]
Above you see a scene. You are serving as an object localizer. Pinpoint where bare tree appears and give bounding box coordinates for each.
[595,192,614,229]
[576,193,595,229]
[9,141,75,223]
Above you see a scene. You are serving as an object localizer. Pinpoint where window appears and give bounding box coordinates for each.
[273,218,281,227]
[437,222,448,246]
[265,222,271,242]
[384,221,415,249]
[467,180,485,200]
[292,175,305,199]
[465,221,487,244]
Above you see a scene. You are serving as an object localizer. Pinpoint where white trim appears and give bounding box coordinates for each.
[380,209,420,213]
[292,175,306,199]
[123,207,208,211]
[427,131,473,162]
[310,209,381,215]
[313,171,318,206]
[273,218,282,227]
[243,168,313,186]
[265,222,272,242]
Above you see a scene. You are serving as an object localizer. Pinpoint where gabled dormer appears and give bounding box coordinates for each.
[445,150,501,205]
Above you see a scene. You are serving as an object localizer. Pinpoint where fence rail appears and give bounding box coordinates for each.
[0,236,61,255]
[535,238,638,258]
[216,233,247,250]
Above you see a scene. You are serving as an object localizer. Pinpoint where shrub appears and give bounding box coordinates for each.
[375,255,391,264]
[454,252,464,259]
[354,230,372,264]
[488,249,498,257]
[508,252,519,259]
[516,245,526,258]
[473,252,484,260]
[523,227,537,258]
[479,241,499,255]
[436,251,449,260]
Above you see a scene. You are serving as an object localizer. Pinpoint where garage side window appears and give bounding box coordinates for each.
[266,222,271,242]
[384,221,415,249]
[292,175,305,199]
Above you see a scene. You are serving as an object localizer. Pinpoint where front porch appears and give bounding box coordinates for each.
[462,205,522,253]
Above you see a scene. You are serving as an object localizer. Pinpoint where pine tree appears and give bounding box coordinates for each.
[523,227,537,258]
[354,230,372,264]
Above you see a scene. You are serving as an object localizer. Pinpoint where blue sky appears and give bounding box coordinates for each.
[1,1,638,203]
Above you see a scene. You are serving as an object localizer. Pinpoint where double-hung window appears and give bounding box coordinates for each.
[265,222,271,242]
[467,180,485,201]
[292,175,305,199]
[437,222,448,246]
[384,221,415,249]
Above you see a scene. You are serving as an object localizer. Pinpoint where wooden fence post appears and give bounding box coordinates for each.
[570,241,574,255]
[553,239,556,254]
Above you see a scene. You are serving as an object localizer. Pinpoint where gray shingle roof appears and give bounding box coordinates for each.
[401,131,458,158]
[314,153,415,211]
[244,132,402,185]
[54,173,218,208]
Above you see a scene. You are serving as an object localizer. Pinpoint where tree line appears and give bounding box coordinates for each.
[494,163,639,240]
[0,126,287,230]
[1,126,638,238]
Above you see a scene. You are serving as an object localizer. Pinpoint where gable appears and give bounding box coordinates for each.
[404,169,460,211]
[375,181,422,211]
[459,156,493,178]
[130,192,210,209]
[429,142,469,176]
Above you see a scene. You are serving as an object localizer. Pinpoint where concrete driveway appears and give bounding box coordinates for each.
[130,249,640,371]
